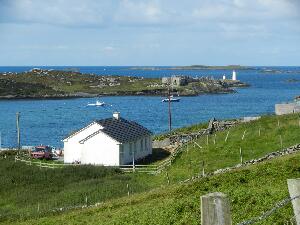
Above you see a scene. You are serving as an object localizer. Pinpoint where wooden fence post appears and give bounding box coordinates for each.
[279,135,283,149]
[239,147,243,164]
[201,192,232,225]
[258,127,261,137]
[85,195,88,207]
[287,179,300,225]
[202,161,205,177]
[194,141,202,150]
[206,135,209,145]
[225,131,229,142]
[127,184,130,196]
[241,130,246,140]
[166,172,170,185]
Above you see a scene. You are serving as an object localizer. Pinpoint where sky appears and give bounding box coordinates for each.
[0,0,299,66]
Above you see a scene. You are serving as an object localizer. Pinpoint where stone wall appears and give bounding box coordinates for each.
[180,143,300,184]
[168,118,239,145]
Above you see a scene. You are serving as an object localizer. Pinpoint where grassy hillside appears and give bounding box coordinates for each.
[1,113,300,224]
[9,152,300,225]
[0,70,162,97]
[167,113,300,182]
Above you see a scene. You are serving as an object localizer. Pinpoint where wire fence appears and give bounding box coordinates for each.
[237,195,300,225]
[13,145,182,174]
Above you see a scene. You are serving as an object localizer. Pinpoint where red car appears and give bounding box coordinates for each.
[31,146,52,159]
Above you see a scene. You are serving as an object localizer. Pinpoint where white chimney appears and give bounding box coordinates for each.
[113,112,120,120]
[232,70,237,81]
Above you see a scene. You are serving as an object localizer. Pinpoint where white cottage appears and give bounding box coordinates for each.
[63,112,152,166]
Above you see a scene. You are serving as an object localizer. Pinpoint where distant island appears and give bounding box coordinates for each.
[128,65,252,71]
[261,68,300,74]
[0,68,249,99]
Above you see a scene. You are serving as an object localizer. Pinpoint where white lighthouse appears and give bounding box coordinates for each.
[232,70,237,81]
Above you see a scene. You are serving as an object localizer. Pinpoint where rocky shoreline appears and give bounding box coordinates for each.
[0,92,101,100]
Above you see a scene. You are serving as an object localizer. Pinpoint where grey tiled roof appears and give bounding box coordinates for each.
[95,118,152,143]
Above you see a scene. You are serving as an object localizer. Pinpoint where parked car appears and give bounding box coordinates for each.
[31,145,52,159]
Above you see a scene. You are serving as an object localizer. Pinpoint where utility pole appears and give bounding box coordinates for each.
[168,84,172,132]
[16,112,20,150]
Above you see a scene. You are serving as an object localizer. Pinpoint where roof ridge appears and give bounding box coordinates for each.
[65,117,152,144]
[79,129,102,144]
[63,121,96,141]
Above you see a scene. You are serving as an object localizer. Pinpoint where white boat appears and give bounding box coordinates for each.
[87,101,105,106]
[162,95,180,102]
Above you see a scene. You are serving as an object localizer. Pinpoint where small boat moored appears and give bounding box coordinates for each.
[87,100,105,106]
[162,96,180,102]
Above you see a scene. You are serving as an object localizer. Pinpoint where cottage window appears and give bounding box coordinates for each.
[120,145,124,155]
[145,138,148,151]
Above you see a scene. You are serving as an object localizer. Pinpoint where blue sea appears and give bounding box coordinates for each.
[0,66,300,148]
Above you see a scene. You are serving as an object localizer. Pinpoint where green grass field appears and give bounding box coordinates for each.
[1,113,300,224]
[8,152,300,225]
[0,160,165,223]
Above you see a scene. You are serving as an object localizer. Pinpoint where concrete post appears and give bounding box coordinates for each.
[287,179,300,225]
[201,192,232,225]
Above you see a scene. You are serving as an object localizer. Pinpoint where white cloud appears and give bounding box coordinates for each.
[19,44,69,51]
[0,0,110,26]
[1,0,300,66]
[103,46,116,52]
[113,0,169,25]
[1,0,299,28]
[190,0,300,39]
[192,0,299,22]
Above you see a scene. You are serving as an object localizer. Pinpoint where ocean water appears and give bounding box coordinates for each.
[0,66,300,148]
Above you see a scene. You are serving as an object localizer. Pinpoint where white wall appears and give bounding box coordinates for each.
[81,132,119,166]
[63,122,102,164]
[120,136,152,165]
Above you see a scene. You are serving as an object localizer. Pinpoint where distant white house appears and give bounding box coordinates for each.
[63,112,152,166]
[275,102,300,115]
